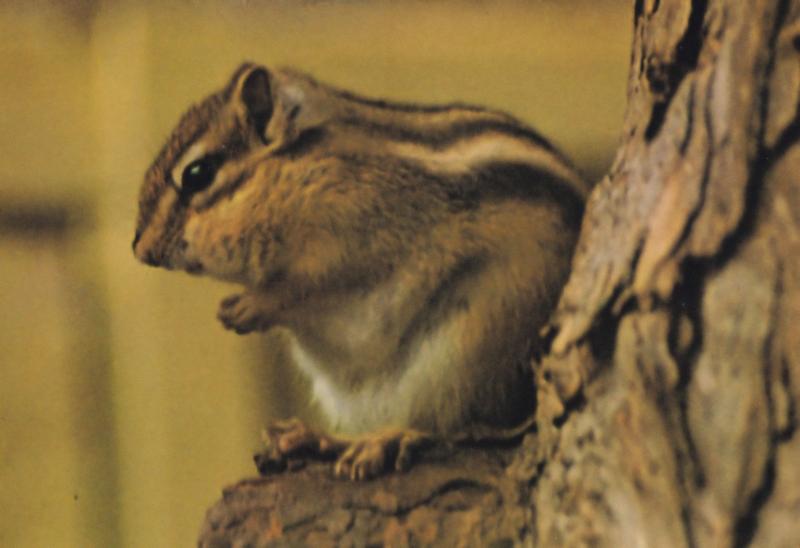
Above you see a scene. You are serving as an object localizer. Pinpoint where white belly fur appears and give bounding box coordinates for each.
[288,318,463,435]
[289,337,401,433]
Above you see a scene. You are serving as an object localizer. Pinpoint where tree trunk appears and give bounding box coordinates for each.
[198,1,800,546]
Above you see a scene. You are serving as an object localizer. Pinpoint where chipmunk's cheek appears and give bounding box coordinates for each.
[180,215,247,280]
[180,216,207,275]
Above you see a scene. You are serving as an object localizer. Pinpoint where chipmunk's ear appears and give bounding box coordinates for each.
[230,63,274,140]
[231,63,321,149]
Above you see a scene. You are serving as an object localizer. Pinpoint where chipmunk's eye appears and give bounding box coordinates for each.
[181,155,221,195]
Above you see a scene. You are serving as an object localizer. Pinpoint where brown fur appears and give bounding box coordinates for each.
[133,63,585,443]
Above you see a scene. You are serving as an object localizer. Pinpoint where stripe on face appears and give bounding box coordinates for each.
[170,140,210,194]
[137,93,225,237]
[194,167,255,212]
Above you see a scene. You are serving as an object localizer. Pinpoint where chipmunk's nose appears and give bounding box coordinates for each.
[132,230,161,267]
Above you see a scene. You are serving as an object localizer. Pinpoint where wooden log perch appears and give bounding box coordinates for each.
[199,1,800,545]
[199,447,536,546]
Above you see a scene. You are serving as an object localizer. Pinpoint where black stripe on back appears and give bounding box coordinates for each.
[448,162,585,229]
[338,116,560,155]
[323,152,584,230]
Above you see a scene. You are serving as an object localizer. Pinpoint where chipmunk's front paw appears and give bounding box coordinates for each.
[217,293,271,334]
[255,418,346,475]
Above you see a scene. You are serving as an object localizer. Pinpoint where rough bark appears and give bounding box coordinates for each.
[198,1,800,546]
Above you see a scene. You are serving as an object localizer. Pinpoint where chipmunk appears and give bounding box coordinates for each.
[133,62,588,480]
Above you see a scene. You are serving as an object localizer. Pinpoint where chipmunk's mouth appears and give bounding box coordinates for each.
[185,261,204,275]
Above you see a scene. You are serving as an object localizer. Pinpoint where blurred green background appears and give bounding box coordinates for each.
[0,1,631,546]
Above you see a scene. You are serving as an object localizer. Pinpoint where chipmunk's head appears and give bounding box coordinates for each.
[132,62,314,282]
